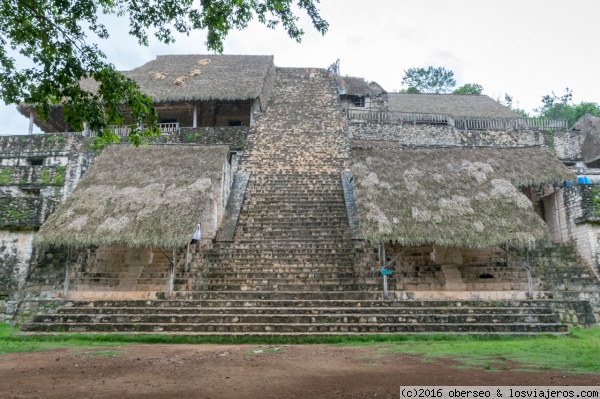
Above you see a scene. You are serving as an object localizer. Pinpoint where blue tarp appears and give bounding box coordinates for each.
[578,176,593,185]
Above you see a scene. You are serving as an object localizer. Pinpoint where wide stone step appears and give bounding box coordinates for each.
[204,260,356,268]
[55,306,557,316]
[70,277,169,285]
[240,205,347,212]
[195,267,365,276]
[209,243,358,250]
[229,239,356,246]
[21,322,567,334]
[196,277,379,285]
[238,216,349,222]
[68,284,168,291]
[234,224,349,231]
[235,223,349,230]
[163,291,388,300]
[204,251,358,259]
[33,313,560,325]
[192,283,386,292]
[73,272,171,280]
[197,271,363,279]
[233,230,350,238]
[49,298,586,308]
[208,250,356,257]
[241,200,345,206]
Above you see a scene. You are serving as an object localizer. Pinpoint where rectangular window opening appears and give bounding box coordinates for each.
[27,158,44,166]
[22,188,41,196]
[349,95,366,107]
[228,120,242,127]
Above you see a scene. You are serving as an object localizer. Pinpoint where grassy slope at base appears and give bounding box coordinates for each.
[2,323,599,373]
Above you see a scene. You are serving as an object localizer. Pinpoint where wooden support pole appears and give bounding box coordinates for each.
[28,111,34,135]
[63,247,71,299]
[168,247,176,296]
[553,186,563,243]
[193,105,198,128]
[525,250,533,299]
[185,242,190,273]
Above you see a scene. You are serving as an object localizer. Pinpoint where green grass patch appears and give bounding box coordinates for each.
[368,328,600,374]
[0,324,126,355]
[2,323,600,374]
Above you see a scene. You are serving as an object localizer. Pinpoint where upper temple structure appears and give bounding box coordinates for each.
[2,54,599,334]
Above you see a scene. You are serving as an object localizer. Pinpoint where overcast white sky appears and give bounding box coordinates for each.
[2,0,599,134]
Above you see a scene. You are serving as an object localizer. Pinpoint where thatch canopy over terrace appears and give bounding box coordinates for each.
[19,54,275,132]
[79,54,274,104]
[35,144,229,248]
[350,146,575,248]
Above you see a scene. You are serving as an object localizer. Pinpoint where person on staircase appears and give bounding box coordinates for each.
[191,223,201,245]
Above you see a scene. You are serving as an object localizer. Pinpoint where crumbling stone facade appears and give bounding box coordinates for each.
[348,121,582,160]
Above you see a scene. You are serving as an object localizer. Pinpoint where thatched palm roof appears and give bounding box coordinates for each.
[19,55,275,132]
[335,76,387,97]
[387,93,521,119]
[34,144,229,248]
[80,54,274,103]
[350,146,574,248]
[336,76,372,97]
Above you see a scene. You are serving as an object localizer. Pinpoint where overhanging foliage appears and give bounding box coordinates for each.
[0,0,328,143]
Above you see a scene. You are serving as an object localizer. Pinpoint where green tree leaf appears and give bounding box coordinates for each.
[452,83,483,95]
[401,66,456,94]
[534,88,600,127]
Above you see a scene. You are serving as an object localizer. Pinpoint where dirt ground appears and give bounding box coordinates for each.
[0,344,598,399]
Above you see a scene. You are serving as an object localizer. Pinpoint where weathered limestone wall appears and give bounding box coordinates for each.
[559,185,600,276]
[0,197,57,227]
[543,187,571,244]
[0,134,92,200]
[0,134,92,308]
[24,244,72,294]
[348,122,582,161]
[0,230,35,296]
[375,243,521,291]
[170,127,248,149]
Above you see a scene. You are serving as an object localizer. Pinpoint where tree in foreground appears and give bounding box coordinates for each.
[0,0,328,144]
[453,83,483,95]
[535,88,600,127]
[400,66,457,94]
[498,94,530,118]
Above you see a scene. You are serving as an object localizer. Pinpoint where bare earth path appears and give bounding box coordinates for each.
[1,345,598,399]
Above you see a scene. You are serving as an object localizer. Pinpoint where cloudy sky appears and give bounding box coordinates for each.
[1,0,598,134]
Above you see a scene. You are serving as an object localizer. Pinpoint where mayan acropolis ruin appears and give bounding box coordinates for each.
[1,54,599,334]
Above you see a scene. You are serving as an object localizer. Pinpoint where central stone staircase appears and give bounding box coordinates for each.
[19,68,594,335]
[189,67,372,295]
